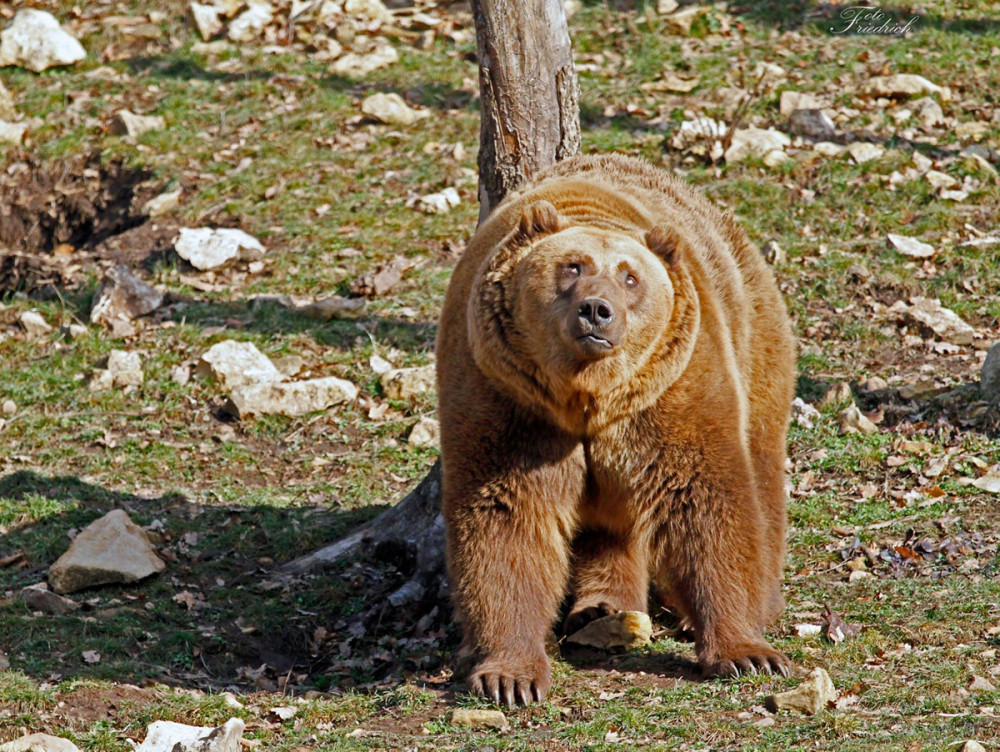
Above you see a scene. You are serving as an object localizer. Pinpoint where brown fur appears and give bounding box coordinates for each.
[436,154,796,706]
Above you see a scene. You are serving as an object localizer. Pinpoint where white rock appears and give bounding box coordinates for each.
[227,2,274,42]
[20,310,53,339]
[0,734,82,752]
[982,342,1000,401]
[190,2,224,41]
[19,582,80,615]
[725,127,790,164]
[408,416,440,448]
[661,6,703,36]
[48,509,166,594]
[971,476,1000,494]
[175,227,265,270]
[813,141,845,158]
[847,142,884,164]
[906,297,975,346]
[955,122,990,141]
[106,349,144,387]
[863,74,943,98]
[0,79,16,119]
[361,92,427,126]
[329,39,398,77]
[925,169,958,190]
[911,152,933,173]
[225,376,358,418]
[838,405,878,435]
[765,667,837,714]
[672,117,727,150]
[0,9,86,73]
[344,0,392,23]
[416,187,461,214]
[566,611,653,649]
[0,120,28,145]
[136,719,245,752]
[110,109,166,138]
[779,90,822,117]
[656,0,679,13]
[791,397,820,428]
[911,97,944,129]
[197,340,283,390]
[381,364,436,400]
[752,61,786,85]
[449,708,508,729]
[143,188,181,217]
[91,264,164,327]
[958,742,987,752]
[795,623,823,637]
[370,354,392,374]
[1,399,15,416]
[887,233,934,258]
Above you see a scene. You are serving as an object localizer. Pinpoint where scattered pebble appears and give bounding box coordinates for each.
[175,227,265,271]
[566,611,653,649]
[407,416,440,448]
[19,310,53,339]
[381,364,436,400]
[416,187,461,214]
[449,708,508,729]
[110,109,166,138]
[765,667,838,715]
[361,92,428,126]
[887,233,935,259]
[847,142,884,164]
[838,405,878,435]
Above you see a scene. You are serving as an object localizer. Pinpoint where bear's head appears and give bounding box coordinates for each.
[471,200,699,435]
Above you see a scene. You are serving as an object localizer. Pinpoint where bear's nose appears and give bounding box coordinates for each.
[578,298,615,329]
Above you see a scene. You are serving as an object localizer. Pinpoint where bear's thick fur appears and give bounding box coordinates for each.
[437,154,796,707]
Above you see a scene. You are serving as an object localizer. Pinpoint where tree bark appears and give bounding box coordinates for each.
[281,0,580,602]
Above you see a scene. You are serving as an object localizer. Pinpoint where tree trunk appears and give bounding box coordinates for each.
[281,0,580,605]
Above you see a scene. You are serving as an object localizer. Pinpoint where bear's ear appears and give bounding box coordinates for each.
[518,200,561,240]
[645,225,683,267]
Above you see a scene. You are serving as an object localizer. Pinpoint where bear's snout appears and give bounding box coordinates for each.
[567,291,624,358]
[578,298,615,329]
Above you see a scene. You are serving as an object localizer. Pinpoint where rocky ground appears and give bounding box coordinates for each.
[0,0,999,749]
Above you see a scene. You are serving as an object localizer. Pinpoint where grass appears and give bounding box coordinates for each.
[1,0,999,748]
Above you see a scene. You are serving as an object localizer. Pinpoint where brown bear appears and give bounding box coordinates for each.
[436,153,795,707]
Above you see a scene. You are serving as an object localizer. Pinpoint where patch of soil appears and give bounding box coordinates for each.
[0,151,165,295]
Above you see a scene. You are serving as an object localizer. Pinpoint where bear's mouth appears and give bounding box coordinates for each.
[575,333,615,355]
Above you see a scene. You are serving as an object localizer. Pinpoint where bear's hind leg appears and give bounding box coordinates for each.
[564,529,649,635]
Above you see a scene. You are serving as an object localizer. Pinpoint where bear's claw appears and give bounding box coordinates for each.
[466,656,551,707]
[701,644,791,679]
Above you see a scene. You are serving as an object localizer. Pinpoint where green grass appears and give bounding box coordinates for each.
[1,0,999,748]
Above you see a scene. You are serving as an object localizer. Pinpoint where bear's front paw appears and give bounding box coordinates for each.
[700,643,790,678]
[466,653,552,707]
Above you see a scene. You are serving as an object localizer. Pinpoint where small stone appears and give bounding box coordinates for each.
[779,91,822,117]
[670,117,727,150]
[838,405,877,435]
[0,9,86,72]
[970,675,997,693]
[912,152,933,173]
[221,692,243,710]
[847,142,884,164]
[269,706,297,721]
[887,233,935,258]
[795,623,822,637]
[107,349,144,387]
[791,397,820,429]
[110,109,166,138]
[911,97,944,129]
[344,0,392,23]
[172,364,191,385]
[863,74,943,98]
[0,79,16,120]
[225,376,359,418]
[416,187,461,214]
[955,122,990,141]
[197,340,283,390]
[905,297,975,346]
[725,127,790,164]
[821,381,853,407]
[329,39,398,77]
[272,354,304,378]
[0,120,28,145]
[788,109,835,140]
[898,379,937,400]
[189,2,223,40]
[91,264,164,328]
[175,227,265,270]
[1,399,15,416]
[848,570,871,583]
[859,376,889,393]
[381,364,436,400]
[925,170,958,190]
[0,734,82,752]
[566,611,653,649]
[449,708,508,729]
[48,510,166,594]
[958,742,987,752]
[19,582,80,615]
[813,141,845,158]
[143,188,181,217]
[752,62,786,85]
[361,92,427,126]
[765,667,838,714]
[981,343,1000,401]
[407,416,440,448]
[227,2,274,42]
[656,0,679,14]
[136,718,245,752]
[300,295,366,320]
[20,310,53,339]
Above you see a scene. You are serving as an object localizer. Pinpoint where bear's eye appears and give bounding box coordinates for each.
[625,273,638,287]
[565,263,581,277]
